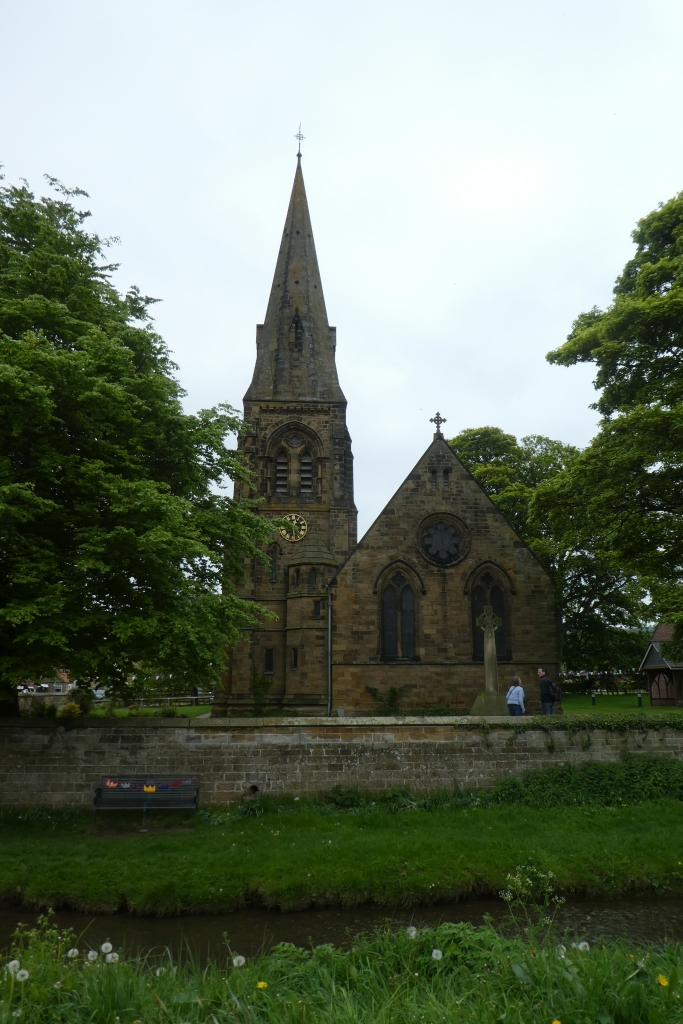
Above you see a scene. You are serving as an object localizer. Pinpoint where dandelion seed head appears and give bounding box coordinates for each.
[67,948,79,958]
[431,949,443,961]
[232,955,246,968]
[106,952,119,963]
[406,927,417,939]
[100,942,113,954]
[87,951,98,962]
[15,969,29,982]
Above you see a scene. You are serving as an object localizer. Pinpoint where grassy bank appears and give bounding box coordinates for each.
[3,911,683,1024]
[4,757,683,914]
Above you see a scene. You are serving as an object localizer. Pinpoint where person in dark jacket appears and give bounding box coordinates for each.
[538,667,557,715]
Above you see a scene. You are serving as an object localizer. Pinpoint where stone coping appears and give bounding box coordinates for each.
[0,714,559,730]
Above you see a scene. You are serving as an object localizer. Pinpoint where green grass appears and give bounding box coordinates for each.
[3,910,683,1023]
[561,693,683,716]
[3,799,683,914]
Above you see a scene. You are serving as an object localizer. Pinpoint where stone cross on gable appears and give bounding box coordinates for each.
[430,411,446,438]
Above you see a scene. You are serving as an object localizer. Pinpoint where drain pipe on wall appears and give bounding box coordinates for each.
[326,583,333,716]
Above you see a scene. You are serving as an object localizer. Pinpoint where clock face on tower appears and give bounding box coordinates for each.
[278,513,308,542]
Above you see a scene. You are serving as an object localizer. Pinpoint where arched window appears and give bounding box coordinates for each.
[308,567,317,588]
[300,450,313,493]
[472,570,509,660]
[275,450,288,494]
[267,544,279,582]
[381,571,417,659]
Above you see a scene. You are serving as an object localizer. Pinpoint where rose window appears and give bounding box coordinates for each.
[421,521,461,566]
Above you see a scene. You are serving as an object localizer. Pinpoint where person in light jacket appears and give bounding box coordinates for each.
[506,676,525,716]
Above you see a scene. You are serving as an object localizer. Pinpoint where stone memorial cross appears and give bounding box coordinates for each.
[476,604,501,694]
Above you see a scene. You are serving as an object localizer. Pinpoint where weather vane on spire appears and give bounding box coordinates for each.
[430,411,447,438]
[295,123,305,158]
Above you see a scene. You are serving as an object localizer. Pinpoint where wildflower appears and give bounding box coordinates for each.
[232,955,246,967]
[87,951,98,962]
[67,948,79,958]
[577,941,590,952]
[100,942,113,954]
[106,952,119,964]
[431,949,443,961]
[552,1020,561,1024]
[15,969,29,982]
[256,980,268,989]
[406,927,417,939]
[657,974,669,987]
[53,981,62,989]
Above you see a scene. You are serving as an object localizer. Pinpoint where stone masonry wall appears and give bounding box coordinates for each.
[1,716,681,807]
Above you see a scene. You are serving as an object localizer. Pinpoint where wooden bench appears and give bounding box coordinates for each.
[93,775,200,823]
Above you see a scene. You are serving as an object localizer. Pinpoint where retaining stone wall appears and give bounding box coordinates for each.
[1,716,682,807]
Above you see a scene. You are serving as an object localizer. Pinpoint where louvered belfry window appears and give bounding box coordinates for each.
[300,450,313,493]
[275,451,288,494]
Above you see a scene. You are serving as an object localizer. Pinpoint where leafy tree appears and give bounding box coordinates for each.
[0,175,275,714]
[448,427,650,670]
[547,190,683,658]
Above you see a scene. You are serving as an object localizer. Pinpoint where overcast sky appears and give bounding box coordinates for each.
[2,1,682,535]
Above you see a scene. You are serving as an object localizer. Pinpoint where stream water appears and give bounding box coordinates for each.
[2,895,683,961]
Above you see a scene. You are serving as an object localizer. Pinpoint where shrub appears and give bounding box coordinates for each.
[56,702,81,719]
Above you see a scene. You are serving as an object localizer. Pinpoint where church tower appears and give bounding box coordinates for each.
[222,153,356,714]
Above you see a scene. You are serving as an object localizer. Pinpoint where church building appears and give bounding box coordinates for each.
[213,155,560,716]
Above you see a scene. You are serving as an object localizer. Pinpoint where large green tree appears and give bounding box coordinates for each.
[547,190,683,657]
[0,176,274,713]
[448,427,650,670]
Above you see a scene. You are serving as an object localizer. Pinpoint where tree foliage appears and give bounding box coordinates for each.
[547,190,683,658]
[448,427,650,670]
[0,176,275,711]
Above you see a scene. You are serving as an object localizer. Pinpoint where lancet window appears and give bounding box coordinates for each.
[381,571,417,659]
[275,450,289,494]
[472,570,509,660]
[300,451,313,493]
[267,544,279,582]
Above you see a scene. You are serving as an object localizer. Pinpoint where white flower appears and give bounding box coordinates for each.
[577,941,590,951]
[67,948,79,958]
[6,960,20,974]
[100,942,113,954]
[406,927,417,939]
[15,969,29,982]
[232,955,246,967]
[105,952,119,963]
[87,951,98,962]
[53,981,62,989]
[431,949,443,961]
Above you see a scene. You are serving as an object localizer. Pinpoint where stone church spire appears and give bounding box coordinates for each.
[245,157,345,403]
